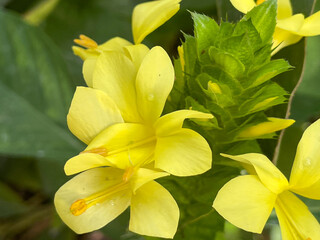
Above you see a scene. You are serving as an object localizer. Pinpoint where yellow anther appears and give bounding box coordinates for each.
[70,199,87,216]
[80,147,108,157]
[256,0,265,5]
[74,34,98,49]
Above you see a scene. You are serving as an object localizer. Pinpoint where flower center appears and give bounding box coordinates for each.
[70,167,135,216]
[74,34,98,49]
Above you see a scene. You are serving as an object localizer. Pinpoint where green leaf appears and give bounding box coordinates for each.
[0,10,83,161]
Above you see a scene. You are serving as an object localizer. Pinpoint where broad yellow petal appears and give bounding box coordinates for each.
[275,191,320,240]
[64,153,113,176]
[289,119,320,197]
[93,51,142,123]
[213,175,277,233]
[277,14,305,33]
[155,128,212,176]
[82,57,97,87]
[237,118,295,139]
[230,0,256,14]
[86,123,155,169]
[155,110,213,137]
[131,168,169,193]
[135,46,174,124]
[298,11,320,36]
[54,168,131,234]
[124,44,150,70]
[98,37,132,52]
[277,0,293,19]
[221,153,289,194]
[132,0,181,44]
[67,87,123,144]
[272,27,302,55]
[130,181,179,238]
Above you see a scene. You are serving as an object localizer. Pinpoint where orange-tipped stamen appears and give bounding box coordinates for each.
[80,147,108,157]
[74,34,98,49]
[70,199,87,216]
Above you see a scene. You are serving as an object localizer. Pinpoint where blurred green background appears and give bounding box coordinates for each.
[0,0,319,239]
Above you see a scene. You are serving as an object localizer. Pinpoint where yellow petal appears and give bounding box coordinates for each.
[177,45,185,71]
[277,14,305,33]
[277,0,293,19]
[272,27,302,55]
[82,57,97,87]
[155,128,212,176]
[86,123,155,169]
[221,153,289,194]
[237,118,295,139]
[298,11,320,36]
[289,119,320,198]
[67,87,123,144]
[54,167,131,234]
[93,51,142,123]
[229,0,256,14]
[213,175,277,233]
[131,168,169,193]
[124,44,150,70]
[154,110,213,137]
[275,191,320,240]
[132,0,181,44]
[72,46,98,61]
[130,181,179,238]
[98,37,132,52]
[64,153,113,176]
[135,46,174,124]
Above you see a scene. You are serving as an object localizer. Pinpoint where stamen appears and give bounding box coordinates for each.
[256,0,265,5]
[122,167,135,182]
[74,34,98,49]
[70,199,87,216]
[80,147,108,157]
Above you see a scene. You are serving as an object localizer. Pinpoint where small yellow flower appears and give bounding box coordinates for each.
[230,0,320,54]
[213,119,320,240]
[72,0,181,86]
[66,46,213,177]
[55,165,179,238]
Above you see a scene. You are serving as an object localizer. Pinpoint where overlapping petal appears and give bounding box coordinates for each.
[135,46,174,124]
[276,14,305,33]
[221,153,289,194]
[132,0,181,44]
[274,191,320,240]
[230,0,256,14]
[277,0,293,19]
[93,51,141,123]
[155,110,213,137]
[86,123,155,169]
[67,87,123,144]
[124,44,150,70]
[272,27,302,54]
[130,181,179,238]
[64,153,113,176]
[213,175,277,233]
[298,11,320,36]
[155,128,212,176]
[54,168,131,234]
[289,119,320,197]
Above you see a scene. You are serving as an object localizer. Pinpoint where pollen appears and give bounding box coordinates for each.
[74,34,98,49]
[81,147,108,157]
[70,199,87,216]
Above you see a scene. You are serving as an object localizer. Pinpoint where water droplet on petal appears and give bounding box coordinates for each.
[304,158,312,167]
[110,200,115,206]
[147,94,154,101]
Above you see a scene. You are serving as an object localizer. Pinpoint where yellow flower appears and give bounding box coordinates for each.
[66,46,213,177]
[230,0,320,54]
[213,119,320,239]
[72,0,181,86]
[55,165,179,238]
